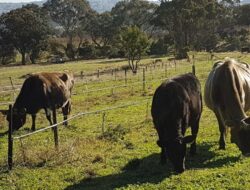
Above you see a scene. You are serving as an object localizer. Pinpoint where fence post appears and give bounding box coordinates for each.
[115,69,117,81]
[174,59,176,71]
[101,112,106,134]
[165,64,168,78]
[52,110,59,150]
[111,88,114,96]
[9,77,15,101]
[8,104,13,171]
[145,100,150,121]
[143,68,146,94]
[80,71,83,80]
[124,69,127,85]
[97,70,100,78]
[192,55,196,75]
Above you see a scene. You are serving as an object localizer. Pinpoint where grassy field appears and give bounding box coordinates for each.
[0,52,250,190]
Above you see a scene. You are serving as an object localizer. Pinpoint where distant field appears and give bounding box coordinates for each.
[0,52,250,190]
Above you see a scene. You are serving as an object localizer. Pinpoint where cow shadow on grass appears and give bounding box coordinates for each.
[65,142,240,190]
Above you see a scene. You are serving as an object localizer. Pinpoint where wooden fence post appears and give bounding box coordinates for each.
[124,69,127,85]
[101,112,106,134]
[145,100,150,121]
[165,64,168,78]
[97,70,100,78]
[192,64,196,76]
[52,109,59,150]
[174,59,176,71]
[115,69,117,81]
[192,55,196,75]
[143,68,146,94]
[80,71,83,80]
[8,104,13,171]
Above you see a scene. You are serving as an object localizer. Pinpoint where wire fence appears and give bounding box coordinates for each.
[1,52,249,170]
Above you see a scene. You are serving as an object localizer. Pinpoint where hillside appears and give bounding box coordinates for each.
[0,0,158,15]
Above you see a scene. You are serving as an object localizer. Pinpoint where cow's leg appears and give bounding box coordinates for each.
[190,119,200,155]
[52,108,57,125]
[31,114,36,131]
[160,147,167,164]
[62,100,71,126]
[45,108,53,126]
[215,111,226,150]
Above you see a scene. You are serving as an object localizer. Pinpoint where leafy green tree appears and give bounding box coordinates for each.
[154,0,241,57]
[119,26,150,73]
[1,4,50,65]
[0,23,15,65]
[111,0,158,34]
[85,12,114,48]
[44,0,93,59]
[236,4,250,26]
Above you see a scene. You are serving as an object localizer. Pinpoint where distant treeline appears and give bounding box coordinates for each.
[0,0,249,66]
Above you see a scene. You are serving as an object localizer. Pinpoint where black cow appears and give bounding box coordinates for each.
[151,73,202,173]
[6,72,74,131]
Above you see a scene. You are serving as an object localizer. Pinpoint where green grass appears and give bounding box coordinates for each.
[0,52,250,190]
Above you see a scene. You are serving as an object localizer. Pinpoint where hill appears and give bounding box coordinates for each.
[0,0,158,15]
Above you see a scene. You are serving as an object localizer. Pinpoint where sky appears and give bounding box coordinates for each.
[1,0,158,3]
[0,0,41,2]
[0,0,158,3]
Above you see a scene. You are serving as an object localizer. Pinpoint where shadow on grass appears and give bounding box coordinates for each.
[0,131,8,138]
[65,142,240,190]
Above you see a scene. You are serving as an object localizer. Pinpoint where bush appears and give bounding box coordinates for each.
[98,124,129,142]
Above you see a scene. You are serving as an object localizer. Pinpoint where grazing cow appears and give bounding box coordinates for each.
[6,72,74,131]
[151,73,202,173]
[205,58,250,155]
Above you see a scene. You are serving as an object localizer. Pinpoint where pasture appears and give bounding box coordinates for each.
[0,52,250,190]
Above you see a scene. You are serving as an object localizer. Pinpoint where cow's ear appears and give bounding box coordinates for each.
[60,73,68,82]
[182,135,196,144]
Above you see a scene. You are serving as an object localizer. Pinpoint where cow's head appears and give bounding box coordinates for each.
[6,108,27,131]
[157,135,196,173]
[238,117,250,155]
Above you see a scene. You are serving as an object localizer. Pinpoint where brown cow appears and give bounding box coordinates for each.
[6,72,74,131]
[205,58,250,155]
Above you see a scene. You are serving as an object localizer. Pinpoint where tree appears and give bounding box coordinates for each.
[111,0,158,35]
[1,5,50,65]
[153,0,241,58]
[0,22,15,65]
[236,4,250,26]
[44,0,93,59]
[85,12,115,48]
[118,26,150,73]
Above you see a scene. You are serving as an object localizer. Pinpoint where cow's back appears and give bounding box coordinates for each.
[205,60,250,122]
[151,73,202,137]
[15,72,74,113]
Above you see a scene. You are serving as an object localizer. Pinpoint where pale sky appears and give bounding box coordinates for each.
[1,0,158,3]
[0,0,42,2]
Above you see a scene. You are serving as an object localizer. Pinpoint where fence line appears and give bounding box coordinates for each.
[13,98,151,140]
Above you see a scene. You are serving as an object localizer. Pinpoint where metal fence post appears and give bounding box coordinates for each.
[8,104,13,171]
